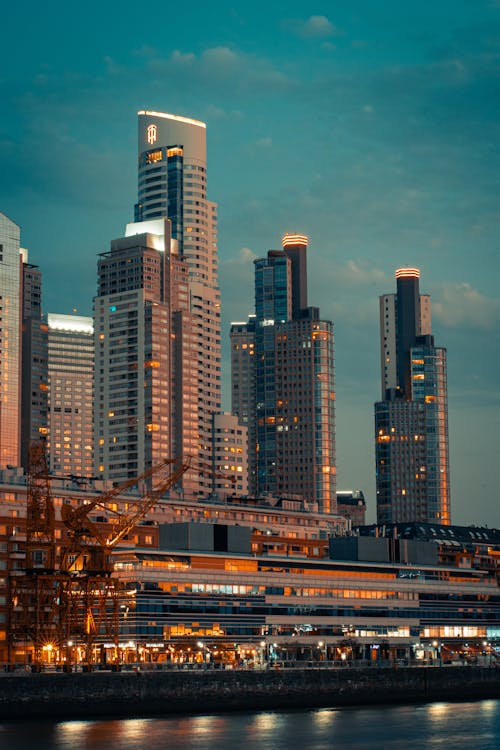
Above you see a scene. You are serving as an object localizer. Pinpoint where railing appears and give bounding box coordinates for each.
[1,657,496,674]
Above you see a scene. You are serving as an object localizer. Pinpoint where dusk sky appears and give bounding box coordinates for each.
[1,1,499,526]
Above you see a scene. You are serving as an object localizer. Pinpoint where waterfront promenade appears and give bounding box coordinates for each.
[0,664,499,721]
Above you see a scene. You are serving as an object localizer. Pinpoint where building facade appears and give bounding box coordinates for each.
[20,258,48,470]
[232,234,336,513]
[0,213,22,469]
[375,268,450,525]
[47,313,94,477]
[133,111,221,492]
[230,316,256,494]
[212,413,248,497]
[95,219,188,485]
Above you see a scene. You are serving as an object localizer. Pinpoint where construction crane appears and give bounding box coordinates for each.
[9,442,61,668]
[59,458,191,575]
[9,454,233,669]
[25,441,56,572]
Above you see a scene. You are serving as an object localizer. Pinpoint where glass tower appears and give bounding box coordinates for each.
[375,268,450,525]
[232,234,336,513]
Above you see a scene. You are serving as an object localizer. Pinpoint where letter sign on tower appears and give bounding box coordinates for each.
[147,124,158,144]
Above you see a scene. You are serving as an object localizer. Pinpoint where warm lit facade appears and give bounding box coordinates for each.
[232,234,336,512]
[20,259,48,470]
[95,218,196,486]
[47,313,94,477]
[212,412,248,497]
[0,213,22,469]
[134,111,221,492]
[111,541,500,666]
[230,316,256,494]
[2,468,497,667]
[375,268,450,525]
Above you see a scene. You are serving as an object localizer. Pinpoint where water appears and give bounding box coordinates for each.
[1,700,499,750]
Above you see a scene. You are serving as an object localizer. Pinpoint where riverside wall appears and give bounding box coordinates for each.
[0,666,499,721]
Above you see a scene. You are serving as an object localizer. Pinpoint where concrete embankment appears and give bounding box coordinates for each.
[0,667,499,721]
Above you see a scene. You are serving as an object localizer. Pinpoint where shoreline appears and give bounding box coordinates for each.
[0,665,499,721]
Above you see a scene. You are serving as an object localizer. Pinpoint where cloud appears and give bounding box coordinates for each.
[147,45,294,94]
[433,282,500,330]
[287,15,339,39]
[202,46,239,68]
[170,49,197,66]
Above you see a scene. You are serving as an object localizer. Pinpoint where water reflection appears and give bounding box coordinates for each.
[0,700,499,750]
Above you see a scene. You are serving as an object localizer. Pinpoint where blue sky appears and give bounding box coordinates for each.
[1,1,499,525]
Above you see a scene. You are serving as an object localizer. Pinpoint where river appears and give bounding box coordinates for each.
[1,699,499,749]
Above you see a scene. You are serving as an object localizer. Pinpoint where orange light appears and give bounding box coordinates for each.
[282,233,308,247]
[395,267,420,279]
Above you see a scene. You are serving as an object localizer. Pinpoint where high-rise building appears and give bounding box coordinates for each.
[94,218,204,494]
[375,268,450,525]
[0,212,22,468]
[230,315,256,494]
[212,412,248,497]
[231,234,336,513]
[20,258,48,470]
[47,313,94,477]
[131,110,221,492]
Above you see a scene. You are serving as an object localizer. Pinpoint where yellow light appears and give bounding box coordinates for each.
[395,267,420,279]
[282,233,308,247]
[167,147,184,157]
[138,110,206,129]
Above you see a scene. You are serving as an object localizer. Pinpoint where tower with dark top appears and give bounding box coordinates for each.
[375,268,450,525]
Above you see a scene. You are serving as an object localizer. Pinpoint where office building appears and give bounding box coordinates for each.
[212,412,248,497]
[375,268,450,525]
[230,316,256,494]
[232,234,336,513]
[20,258,48,470]
[133,110,221,491]
[0,213,22,469]
[47,313,94,477]
[95,218,193,487]
[336,490,367,526]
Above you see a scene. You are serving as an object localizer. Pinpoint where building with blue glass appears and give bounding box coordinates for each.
[231,235,336,514]
[375,268,450,525]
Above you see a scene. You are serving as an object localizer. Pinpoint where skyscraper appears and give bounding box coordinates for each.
[231,234,336,513]
[95,219,184,483]
[20,258,48,470]
[133,110,221,491]
[230,316,256,494]
[47,313,94,477]
[375,268,450,525]
[0,212,21,468]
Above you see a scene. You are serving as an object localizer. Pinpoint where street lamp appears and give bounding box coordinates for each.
[259,640,266,668]
[318,641,325,663]
[197,641,207,666]
[66,641,73,672]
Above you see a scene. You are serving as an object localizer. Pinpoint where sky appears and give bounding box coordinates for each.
[1,1,499,526]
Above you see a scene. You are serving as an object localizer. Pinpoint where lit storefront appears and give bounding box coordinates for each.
[110,548,500,667]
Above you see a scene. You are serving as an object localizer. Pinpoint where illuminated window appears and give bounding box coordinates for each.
[146,150,163,164]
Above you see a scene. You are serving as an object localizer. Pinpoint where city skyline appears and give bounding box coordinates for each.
[1,2,499,526]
